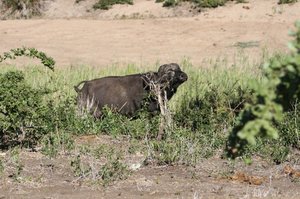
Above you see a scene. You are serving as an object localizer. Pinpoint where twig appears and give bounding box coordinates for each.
[143,75,172,140]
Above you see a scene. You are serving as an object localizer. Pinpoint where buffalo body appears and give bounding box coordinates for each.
[74,63,187,117]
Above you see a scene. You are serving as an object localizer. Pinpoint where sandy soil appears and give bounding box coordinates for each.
[1,135,300,199]
[0,0,300,68]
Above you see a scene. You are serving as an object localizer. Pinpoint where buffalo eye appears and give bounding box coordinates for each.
[179,72,188,81]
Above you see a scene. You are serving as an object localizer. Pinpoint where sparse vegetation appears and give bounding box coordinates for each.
[278,0,298,4]
[70,144,130,186]
[1,0,43,18]
[235,0,248,3]
[75,0,86,3]
[0,157,4,176]
[158,0,246,8]
[93,0,133,10]
[7,147,24,182]
[41,131,74,158]
[197,0,226,8]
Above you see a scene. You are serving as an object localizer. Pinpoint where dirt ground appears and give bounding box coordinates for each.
[0,0,300,67]
[1,134,300,199]
[1,0,300,198]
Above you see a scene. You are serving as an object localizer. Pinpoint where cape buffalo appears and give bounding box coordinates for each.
[74,63,188,118]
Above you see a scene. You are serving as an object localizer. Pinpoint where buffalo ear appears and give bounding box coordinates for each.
[158,64,169,77]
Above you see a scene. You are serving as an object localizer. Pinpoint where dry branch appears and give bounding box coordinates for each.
[144,75,173,140]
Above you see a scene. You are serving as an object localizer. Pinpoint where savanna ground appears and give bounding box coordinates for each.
[1,0,300,198]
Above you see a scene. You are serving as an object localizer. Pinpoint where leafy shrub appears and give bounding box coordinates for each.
[41,131,75,158]
[0,71,50,148]
[70,145,129,186]
[195,0,226,8]
[99,155,129,186]
[0,48,56,149]
[147,122,228,166]
[75,0,85,3]
[278,0,298,4]
[277,104,300,150]
[40,98,159,140]
[154,76,252,165]
[158,0,241,8]
[149,127,199,165]
[0,157,4,176]
[39,97,119,137]
[162,0,178,7]
[121,110,160,139]
[76,106,159,139]
[0,47,55,71]
[226,79,283,157]
[227,21,300,158]
[239,102,300,164]
[93,0,133,10]
[258,102,299,163]
[174,82,253,132]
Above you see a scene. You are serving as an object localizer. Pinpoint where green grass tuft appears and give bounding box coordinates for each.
[93,0,133,10]
[278,0,298,4]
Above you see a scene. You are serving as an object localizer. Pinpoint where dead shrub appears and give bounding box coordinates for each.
[1,0,44,19]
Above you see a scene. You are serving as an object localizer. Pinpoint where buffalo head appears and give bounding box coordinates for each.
[157,63,188,99]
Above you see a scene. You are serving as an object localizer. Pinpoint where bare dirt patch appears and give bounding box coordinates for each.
[1,135,300,199]
[0,0,300,67]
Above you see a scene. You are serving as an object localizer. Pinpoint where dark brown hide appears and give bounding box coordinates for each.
[74,63,187,118]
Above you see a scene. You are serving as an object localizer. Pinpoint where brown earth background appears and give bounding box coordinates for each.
[1,0,300,68]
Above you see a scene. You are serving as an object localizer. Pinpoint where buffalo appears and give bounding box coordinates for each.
[74,63,188,118]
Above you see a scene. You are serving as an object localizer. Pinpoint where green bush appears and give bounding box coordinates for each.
[174,82,252,131]
[93,0,133,10]
[162,0,178,7]
[41,97,159,140]
[238,102,300,164]
[41,131,75,158]
[0,47,55,71]
[278,0,298,4]
[0,70,105,149]
[195,0,226,8]
[158,0,242,8]
[99,155,129,186]
[226,21,300,158]
[0,47,56,149]
[0,71,49,148]
[70,144,129,186]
